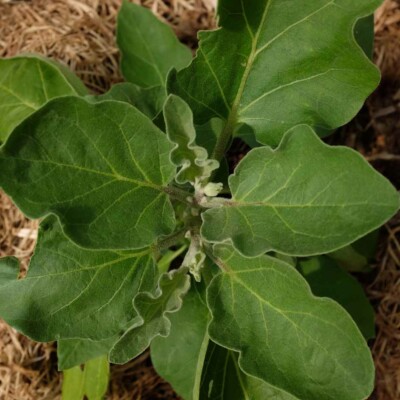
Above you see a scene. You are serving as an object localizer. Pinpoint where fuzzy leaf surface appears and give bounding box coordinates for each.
[201,342,296,400]
[0,55,86,143]
[117,1,192,87]
[169,0,381,146]
[110,268,191,364]
[0,217,157,342]
[151,281,209,400]
[207,245,374,400]
[0,97,177,250]
[164,95,218,184]
[202,126,399,257]
[298,256,375,340]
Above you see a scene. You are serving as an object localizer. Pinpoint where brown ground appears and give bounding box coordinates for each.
[0,0,399,399]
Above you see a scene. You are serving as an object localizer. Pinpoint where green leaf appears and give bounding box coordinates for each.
[0,55,87,144]
[110,267,191,364]
[201,126,399,257]
[327,230,379,272]
[62,356,109,400]
[0,96,177,250]
[298,256,375,340]
[88,83,166,120]
[151,281,209,400]
[354,15,375,59]
[58,337,118,371]
[201,342,296,400]
[0,217,157,342]
[169,0,381,146]
[164,95,218,184]
[117,1,192,87]
[207,244,374,400]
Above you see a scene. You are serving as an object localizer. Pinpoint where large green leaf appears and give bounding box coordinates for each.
[62,356,109,400]
[298,256,375,340]
[0,96,177,250]
[151,281,209,400]
[201,126,399,257]
[0,217,157,342]
[207,245,374,400]
[169,0,381,147]
[201,342,296,400]
[88,82,166,120]
[117,1,192,87]
[110,267,191,364]
[0,55,87,144]
[164,95,218,184]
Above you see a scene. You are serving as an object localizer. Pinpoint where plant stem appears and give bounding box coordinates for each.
[163,185,193,204]
[211,111,237,165]
[154,228,187,252]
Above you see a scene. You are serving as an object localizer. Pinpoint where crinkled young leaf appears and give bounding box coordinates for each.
[110,267,191,364]
[298,256,375,340]
[202,126,399,257]
[201,342,296,400]
[151,281,209,400]
[58,337,118,371]
[88,82,166,120]
[207,244,374,400]
[0,97,177,250]
[164,95,218,184]
[117,0,192,87]
[0,55,87,143]
[169,0,381,146]
[0,217,157,342]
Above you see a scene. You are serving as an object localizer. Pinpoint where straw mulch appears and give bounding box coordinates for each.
[0,0,399,399]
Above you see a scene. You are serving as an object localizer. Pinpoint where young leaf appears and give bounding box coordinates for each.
[207,244,374,400]
[0,96,178,250]
[110,267,191,364]
[62,356,109,400]
[151,281,209,400]
[201,126,399,257]
[169,0,381,147]
[298,256,375,340]
[0,55,87,143]
[88,82,166,120]
[164,95,218,184]
[0,217,157,342]
[201,342,296,400]
[117,1,192,87]
[58,337,118,371]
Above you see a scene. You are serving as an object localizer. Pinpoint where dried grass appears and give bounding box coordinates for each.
[0,0,399,399]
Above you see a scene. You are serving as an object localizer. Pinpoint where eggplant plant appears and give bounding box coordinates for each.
[0,1,398,399]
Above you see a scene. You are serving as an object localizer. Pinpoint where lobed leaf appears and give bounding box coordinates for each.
[201,126,399,257]
[117,0,192,87]
[207,244,374,400]
[169,0,381,146]
[0,97,177,250]
[298,256,375,340]
[110,267,191,364]
[164,95,218,184]
[0,217,157,342]
[0,55,87,143]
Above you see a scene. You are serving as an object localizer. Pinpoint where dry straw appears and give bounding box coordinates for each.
[0,0,399,399]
